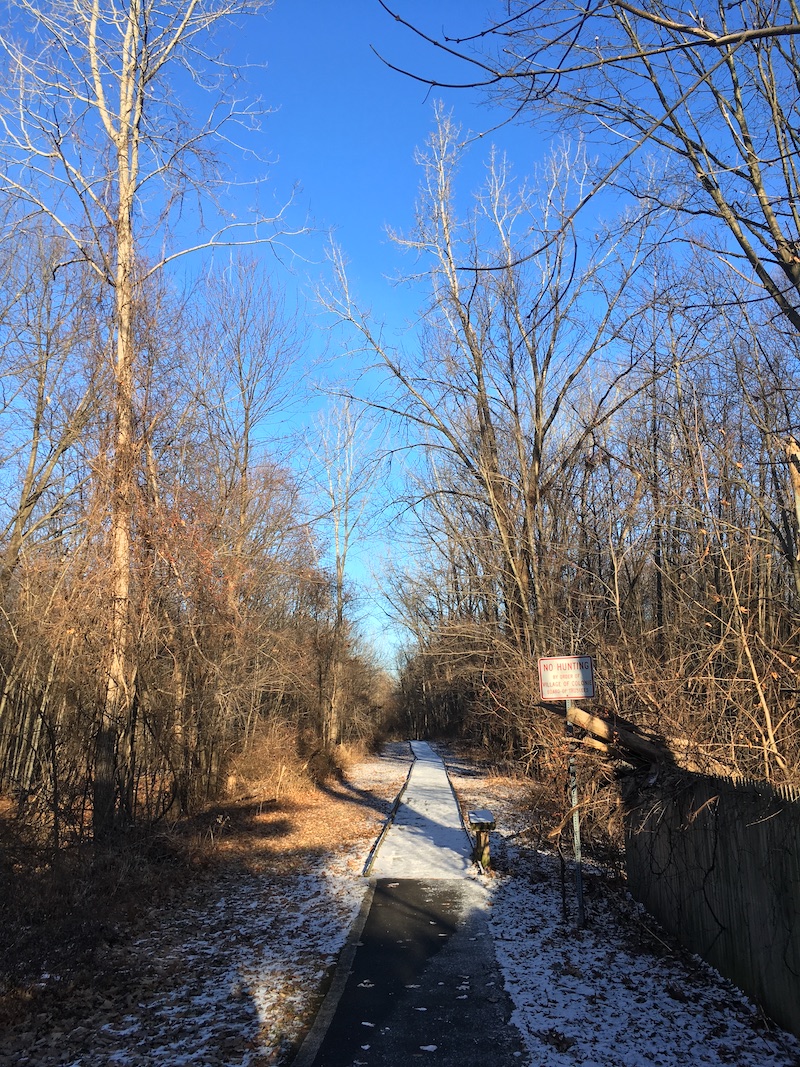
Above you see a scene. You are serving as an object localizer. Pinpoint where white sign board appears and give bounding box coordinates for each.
[538,656,595,701]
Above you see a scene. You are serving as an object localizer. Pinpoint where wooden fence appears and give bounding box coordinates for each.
[624,773,800,1038]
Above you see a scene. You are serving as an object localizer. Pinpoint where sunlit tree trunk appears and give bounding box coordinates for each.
[0,0,285,837]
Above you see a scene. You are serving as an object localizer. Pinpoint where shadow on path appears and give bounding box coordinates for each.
[293,880,528,1066]
[291,742,529,1067]
[298,879,529,1067]
[367,741,471,880]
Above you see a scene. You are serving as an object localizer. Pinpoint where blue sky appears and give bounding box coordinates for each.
[223,1,545,312]
[256,2,498,287]
[208,2,550,665]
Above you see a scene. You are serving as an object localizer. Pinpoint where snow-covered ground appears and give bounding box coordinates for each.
[2,742,799,1067]
[367,742,800,1067]
[443,749,800,1067]
[489,848,800,1066]
[1,860,371,1067]
[0,750,411,1067]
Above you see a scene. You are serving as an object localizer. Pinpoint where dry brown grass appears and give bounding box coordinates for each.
[0,733,402,1034]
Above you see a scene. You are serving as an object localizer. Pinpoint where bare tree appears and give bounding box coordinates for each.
[306,397,382,746]
[325,109,649,658]
[195,257,305,565]
[0,226,99,596]
[0,0,295,837]
[559,253,800,780]
[380,1,800,331]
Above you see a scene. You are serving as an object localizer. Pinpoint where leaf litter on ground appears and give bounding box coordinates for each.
[1,741,798,1067]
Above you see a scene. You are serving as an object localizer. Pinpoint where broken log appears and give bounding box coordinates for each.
[541,701,667,763]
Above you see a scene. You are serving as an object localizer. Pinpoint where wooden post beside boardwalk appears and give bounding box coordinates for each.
[469,809,496,869]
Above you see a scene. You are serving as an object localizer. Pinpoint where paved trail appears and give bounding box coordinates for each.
[293,741,529,1067]
[369,740,472,880]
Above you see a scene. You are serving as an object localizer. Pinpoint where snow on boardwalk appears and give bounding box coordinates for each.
[369,740,472,879]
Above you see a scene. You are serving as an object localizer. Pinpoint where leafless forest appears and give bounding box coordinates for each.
[1,0,799,879]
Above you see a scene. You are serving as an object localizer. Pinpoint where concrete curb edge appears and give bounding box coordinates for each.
[289,879,377,1067]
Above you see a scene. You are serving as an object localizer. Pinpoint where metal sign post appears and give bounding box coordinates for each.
[538,656,595,930]
[566,699,586,929]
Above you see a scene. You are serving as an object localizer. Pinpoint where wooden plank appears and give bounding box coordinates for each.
[468,809,496,829]
[563,704,665,762]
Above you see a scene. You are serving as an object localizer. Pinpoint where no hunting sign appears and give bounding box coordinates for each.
[538,656,595,701]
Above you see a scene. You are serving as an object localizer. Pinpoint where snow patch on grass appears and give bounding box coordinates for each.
[488,844,800,1066]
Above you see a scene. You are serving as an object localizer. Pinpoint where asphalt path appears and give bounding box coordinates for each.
[292,742,529,1067]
